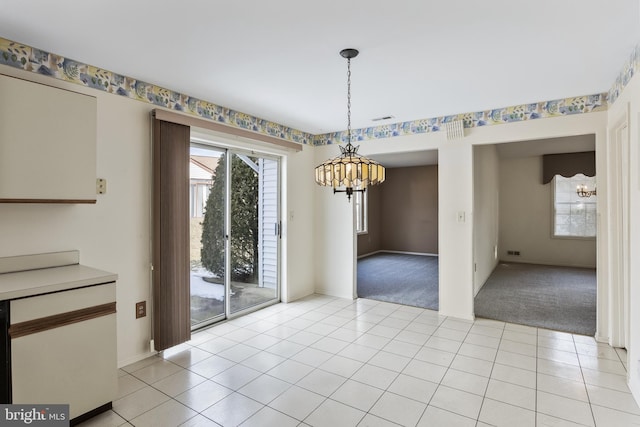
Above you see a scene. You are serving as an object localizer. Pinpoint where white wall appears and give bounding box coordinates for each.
[607,70,640,404]
[0,64,315,367]
[313,113,608,328]
[473,145,499,295]
[498,156,597,268]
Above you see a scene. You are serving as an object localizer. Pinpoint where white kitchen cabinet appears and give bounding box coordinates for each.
[0,73,97,203]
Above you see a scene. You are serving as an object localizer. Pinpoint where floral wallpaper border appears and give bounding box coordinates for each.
[608,43,640,105]
[1,36,634,148]
[0,37,315,146]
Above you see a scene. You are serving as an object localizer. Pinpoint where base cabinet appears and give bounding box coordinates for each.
[9,282,117,421]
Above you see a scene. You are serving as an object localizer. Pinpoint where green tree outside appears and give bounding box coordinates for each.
[200,153,259,283]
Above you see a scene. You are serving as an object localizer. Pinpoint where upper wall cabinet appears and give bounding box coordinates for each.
[0,74,97,203]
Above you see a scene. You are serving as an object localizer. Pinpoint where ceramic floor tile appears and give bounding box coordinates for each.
[402,359,448,383]
[328,327,363,343]
[469,324,504,339]
[457,342,498,362]
[417,405,475,427]
[287,330,324,346]
[196,336,238,354]
[311,336,350,354]
[217,343,261,363]
[413,346,455,367]
[504,323,537,335]
[130,399,196,427]
[368,324,402,339]
[291,347,334,367]
[368,350,411,373]
[211,364,261,390]
[240,406,299,427]
[441,368,489,396]
[538,346,581,366]
[586,384,640,415]
[381,339,421,358]
[306,322,339,336]
[338,343,382,363]
[163,347,213,368]
[242,333,282,350]
[265,340,306,358]
[499,339,537,357]
[537,391,595,427]
[387,373,438,404]
[425,336,462,353]
[536,413,589,426]
[369,391,428,427]
[449,354,493,377]
[575,343,620,361]
[130,359,184,384]
[463,332,501,349]
[305,398,366,427]
[244,320,279,334]
[201,392,263,426]
[222,327,259,343]
[490,363,536,389]
[440,318,473,333]
[267,359,315,384]
[352,364,399,389]
[591,404,640,427]
[537,373,589,402]
[175,380,233,412]
[478,398,536,427]
[581,367,630,392]
[394,330,430,346]
[188,354,236,378]
[116,373,147,400]
[353,333,392,350]
[538,328,574,342]
[578,354,627,375]
[264,325,300,340]
[268,385,326,421]
[537,358,584,382]
[296,368,347,397]
[502,330,537,345]
[495,350,537,372]
[485,378,536,410]
[357,414,402,426]
[538,336,577,353]
[331,379,385,412]
[431,327,467,342]
[112,386,169,421]
[238,374,291,404]
[151,369,207,397]
[121,356,161,373]
[429,385,483,420]
[319,354,364,378]
[240,350,286,372]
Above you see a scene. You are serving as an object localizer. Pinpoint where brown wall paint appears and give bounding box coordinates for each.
[357,165,438,256]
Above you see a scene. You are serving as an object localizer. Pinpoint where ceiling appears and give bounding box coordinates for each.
[1,1,639,136]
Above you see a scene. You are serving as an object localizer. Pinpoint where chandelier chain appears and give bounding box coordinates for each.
[347,57,352,145]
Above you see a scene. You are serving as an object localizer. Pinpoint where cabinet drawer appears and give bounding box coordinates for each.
[10,282,115,323]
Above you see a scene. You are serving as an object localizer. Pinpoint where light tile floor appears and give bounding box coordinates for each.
[79,295,640,427]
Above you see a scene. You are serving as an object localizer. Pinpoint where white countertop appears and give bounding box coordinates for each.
[0,264,118,300]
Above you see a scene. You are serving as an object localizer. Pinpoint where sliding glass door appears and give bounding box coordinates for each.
[189,144,280,329]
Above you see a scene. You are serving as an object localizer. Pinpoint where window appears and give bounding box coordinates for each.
[553,174,596,238]
[355,190,367,234]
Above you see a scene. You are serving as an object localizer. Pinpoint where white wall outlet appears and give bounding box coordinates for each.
[96,178,106,194]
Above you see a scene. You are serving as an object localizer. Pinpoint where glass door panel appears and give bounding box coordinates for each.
[229,153,279,314]
[189,145,226,328]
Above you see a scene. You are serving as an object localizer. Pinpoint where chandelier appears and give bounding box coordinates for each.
[576,184,596,198]
[314,48,385,201]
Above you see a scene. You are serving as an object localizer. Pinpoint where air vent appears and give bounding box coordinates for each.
[444,120,465,140]
[371,115,395,122]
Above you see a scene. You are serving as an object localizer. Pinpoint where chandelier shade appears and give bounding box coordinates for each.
[314,48,386,200]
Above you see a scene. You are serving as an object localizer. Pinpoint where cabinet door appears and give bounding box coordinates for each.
[10,283,116,419]
[0,74,97,203]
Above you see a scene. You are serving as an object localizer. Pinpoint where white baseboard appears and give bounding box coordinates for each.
[118,351,157,369]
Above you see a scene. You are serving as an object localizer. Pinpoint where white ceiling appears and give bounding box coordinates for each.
[1,1,639,135]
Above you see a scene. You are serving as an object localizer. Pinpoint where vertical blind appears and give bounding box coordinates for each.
[152,118,191,351]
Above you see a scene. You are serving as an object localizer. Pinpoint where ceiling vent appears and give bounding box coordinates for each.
[444,120,465,140]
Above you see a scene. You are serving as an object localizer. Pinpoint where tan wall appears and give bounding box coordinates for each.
[356,184,381,256]
[357,165,438,255]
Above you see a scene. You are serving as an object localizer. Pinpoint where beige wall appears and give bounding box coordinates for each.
[498,155,597,267]
[356,184,381,256]
[357,165,438,256]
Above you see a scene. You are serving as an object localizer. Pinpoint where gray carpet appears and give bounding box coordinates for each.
[357,252,439,310]
[474,262,596,336]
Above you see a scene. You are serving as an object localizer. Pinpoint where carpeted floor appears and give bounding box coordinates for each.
[357,252,439,310]
[474,262,597,336]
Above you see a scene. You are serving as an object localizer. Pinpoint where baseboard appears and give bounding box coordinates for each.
[118,350,157,369]
[498,258,596,269]
[358,250,438,259]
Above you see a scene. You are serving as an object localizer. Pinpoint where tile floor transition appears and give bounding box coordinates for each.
[80,295,640,427]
